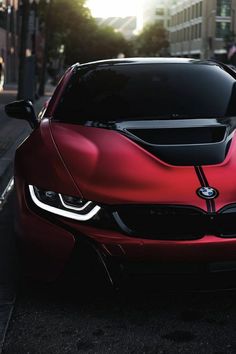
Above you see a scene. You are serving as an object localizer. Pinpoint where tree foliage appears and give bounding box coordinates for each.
[134,21,169,56]
[39,0,131,66]
[38,1,170,76]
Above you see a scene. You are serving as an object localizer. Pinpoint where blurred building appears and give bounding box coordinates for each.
[136,0,174,32]
[0,0,41,87]
[96,17,137,39]
[169,0,236,60]
[0,0,19,84]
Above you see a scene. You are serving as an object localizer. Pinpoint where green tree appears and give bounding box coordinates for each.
[40,0,131,65]
[65,25,132,64]
[134,21,169,56]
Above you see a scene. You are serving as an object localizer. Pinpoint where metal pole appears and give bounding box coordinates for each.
[17,0,30,100]
[38,0,51,97]
[232,7,235,39]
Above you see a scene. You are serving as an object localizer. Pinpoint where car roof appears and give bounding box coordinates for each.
[77,57,215,69]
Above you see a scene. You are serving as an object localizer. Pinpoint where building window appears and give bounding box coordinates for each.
[199,1,202,16]
[216,21,230,37]
[0,8,6,30]
[191,5,194,19]
[194,4,198,17]
[191,25,194,39]
[217,0,231,17]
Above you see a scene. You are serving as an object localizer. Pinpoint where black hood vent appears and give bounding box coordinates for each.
[127,126,226,145]
[115,119,233,166]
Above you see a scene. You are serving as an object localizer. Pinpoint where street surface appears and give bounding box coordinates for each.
[0,193,16,353]
[0,85,29,353]
[0,84,53,353]
[1,196,236,353]
[0,86,30,198]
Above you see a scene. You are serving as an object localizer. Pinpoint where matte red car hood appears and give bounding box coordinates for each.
[50,121,223,209]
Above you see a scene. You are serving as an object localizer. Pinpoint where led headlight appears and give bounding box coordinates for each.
[29,185,101,221]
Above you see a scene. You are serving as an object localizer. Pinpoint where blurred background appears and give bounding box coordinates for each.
[0,0,236,101]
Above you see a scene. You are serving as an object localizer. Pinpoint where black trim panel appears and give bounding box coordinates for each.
[115,119,234,166]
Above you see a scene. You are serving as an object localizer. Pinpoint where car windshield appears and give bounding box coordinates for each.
[53,63,236,123]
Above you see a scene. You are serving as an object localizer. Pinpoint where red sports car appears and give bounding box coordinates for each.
[5,58,236,285]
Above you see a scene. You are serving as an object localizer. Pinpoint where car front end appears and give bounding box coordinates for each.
[11,58,236,286]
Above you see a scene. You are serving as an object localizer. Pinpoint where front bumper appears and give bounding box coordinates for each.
[15,189,236,284]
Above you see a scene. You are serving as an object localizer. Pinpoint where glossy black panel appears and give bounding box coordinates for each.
[53,61,236,123]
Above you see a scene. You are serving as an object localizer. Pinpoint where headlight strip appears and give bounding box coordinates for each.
[28,185,101,221]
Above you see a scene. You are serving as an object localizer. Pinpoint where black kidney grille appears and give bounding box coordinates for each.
[113,205,236,240]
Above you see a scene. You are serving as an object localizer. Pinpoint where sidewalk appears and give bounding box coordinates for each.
[0,83,54,203]
[0,82,54,353]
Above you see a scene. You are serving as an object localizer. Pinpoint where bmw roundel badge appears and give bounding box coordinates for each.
[197,187,218,199]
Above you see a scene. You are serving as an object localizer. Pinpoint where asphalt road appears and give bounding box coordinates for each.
[0,193,16,354]
[2,196,236,354]
[0,83,53,352]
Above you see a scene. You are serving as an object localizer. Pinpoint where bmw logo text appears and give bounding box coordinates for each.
[197,186,218,199]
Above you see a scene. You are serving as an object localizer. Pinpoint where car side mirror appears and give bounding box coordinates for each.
[5,100,39,129]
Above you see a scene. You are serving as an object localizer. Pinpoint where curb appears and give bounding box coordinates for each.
[0,89,54,353]
[0,124,30,199]
[0,301,15,354]
[0,90,53,198]
[0,178,14,211]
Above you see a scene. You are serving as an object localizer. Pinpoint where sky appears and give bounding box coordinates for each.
[87,0,139,18]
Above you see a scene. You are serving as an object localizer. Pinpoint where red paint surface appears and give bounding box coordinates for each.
[50,123,206,208]
[14,119,236,280]
[13,66,236,280]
